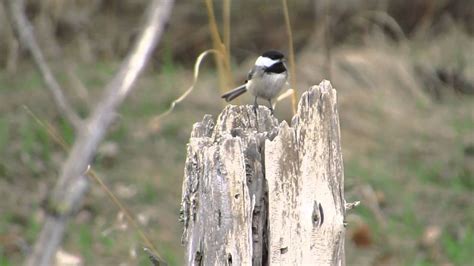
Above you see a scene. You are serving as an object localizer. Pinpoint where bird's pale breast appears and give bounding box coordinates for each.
[247,72,287,100]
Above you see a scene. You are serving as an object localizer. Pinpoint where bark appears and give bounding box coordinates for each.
[181,80,346,265]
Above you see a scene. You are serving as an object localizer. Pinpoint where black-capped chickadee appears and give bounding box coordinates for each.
[221,50,288,114]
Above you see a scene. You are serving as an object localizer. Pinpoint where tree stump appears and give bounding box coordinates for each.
[180,80,346,265]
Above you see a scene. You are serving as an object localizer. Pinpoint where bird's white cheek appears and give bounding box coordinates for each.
[255,56,278,68]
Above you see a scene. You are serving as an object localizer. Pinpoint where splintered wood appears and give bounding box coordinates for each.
[180,80,346,265]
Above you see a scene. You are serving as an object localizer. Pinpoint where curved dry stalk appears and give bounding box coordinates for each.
[275,88,295,109]
[24,1,174,265]
[150,49,222,127]
[5,0,82,130]
[223,0,231,59]
[205,0,233,93]
[281,0,298,114]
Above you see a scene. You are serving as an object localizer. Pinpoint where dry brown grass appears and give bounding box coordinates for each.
[297,29,473,160]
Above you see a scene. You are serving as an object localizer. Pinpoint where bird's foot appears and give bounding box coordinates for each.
[269,106,274,115]
[268,100,274,115]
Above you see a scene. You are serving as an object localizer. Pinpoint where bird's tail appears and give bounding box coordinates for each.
[221,85,247,102]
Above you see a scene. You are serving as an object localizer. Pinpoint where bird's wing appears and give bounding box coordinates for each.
[247,66,257,81]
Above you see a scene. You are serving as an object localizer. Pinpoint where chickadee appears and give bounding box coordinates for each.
[221,50,288,114]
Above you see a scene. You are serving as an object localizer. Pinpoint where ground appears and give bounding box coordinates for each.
[0,29,473,265]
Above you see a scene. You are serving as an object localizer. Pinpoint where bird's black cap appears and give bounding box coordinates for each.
[262,50,285,60]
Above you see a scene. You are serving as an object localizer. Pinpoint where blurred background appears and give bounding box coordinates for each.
[0,0,473,265]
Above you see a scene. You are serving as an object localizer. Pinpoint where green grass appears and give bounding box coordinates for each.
[138,181,160,203]
[412,259,434,266]
[17,117,53,176]
[0,67,39,92]
[76,225,94,262]
[442,228,474,265]
[0,256,11,266]
[158,244,180,266]
[0,117,9,152]
[24,218,42,243]
[452,116,474,136]
[57,117,75,145]
[345,129,473,264]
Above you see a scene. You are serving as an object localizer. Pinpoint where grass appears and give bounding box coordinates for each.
[1,26,473,265]
[0,118,9,152]
[442,227,474,264]
[347,152,473,265]
[344,94,473,264]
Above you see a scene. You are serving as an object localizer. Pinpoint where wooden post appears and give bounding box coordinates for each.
[180,80,347,265]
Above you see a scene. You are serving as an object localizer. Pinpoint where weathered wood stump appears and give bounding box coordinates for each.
[180,80,346,265]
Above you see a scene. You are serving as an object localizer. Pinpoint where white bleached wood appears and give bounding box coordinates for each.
[181,80,346,266]
[266,80,345,265]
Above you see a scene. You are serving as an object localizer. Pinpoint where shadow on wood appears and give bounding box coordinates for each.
[180,80,346,265]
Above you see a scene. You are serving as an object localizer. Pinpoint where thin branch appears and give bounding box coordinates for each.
[5,0,82,130]
[24,1,174,265]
